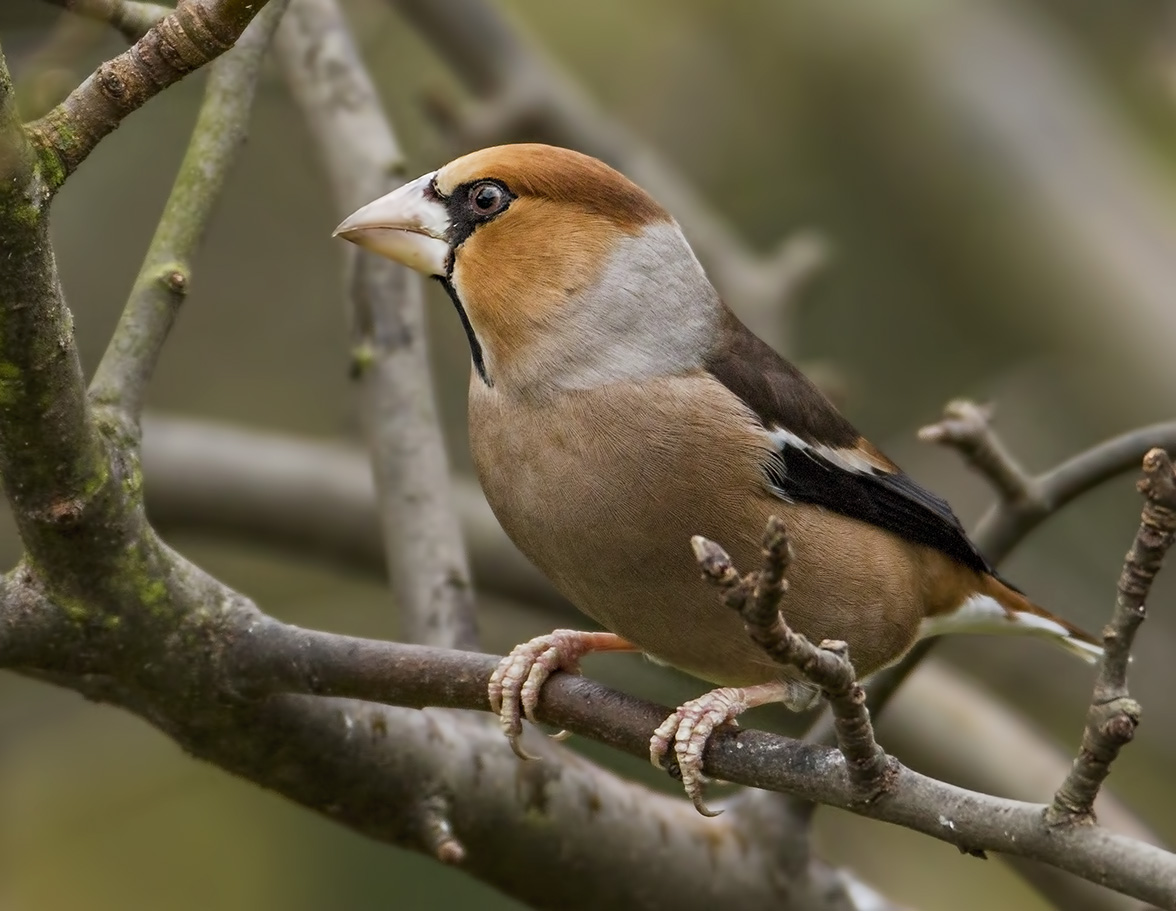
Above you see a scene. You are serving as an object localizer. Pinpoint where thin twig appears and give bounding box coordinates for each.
[693,517,891,794]
[389,0,826,351]
[917,399,1041,506]
[276,0,478,651]
[827,418,1176,729]
[25,0,274,192]
[41,0,172,43]
[1047,448,1176,826]
[89,0,289,426]
[976,420,1176,564]
[841,659,1161,911]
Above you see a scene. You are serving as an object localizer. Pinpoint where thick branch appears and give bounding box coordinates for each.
[26,0,273,190]
[0,42,119,582]
[7,575,870,911]
[1048,449,1176,825]
[41,0,172,43]
[277,0,478,650]
[206,617,1172,907]
[89,0,288,424]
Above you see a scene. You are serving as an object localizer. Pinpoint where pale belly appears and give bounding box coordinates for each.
[468,375,928,684]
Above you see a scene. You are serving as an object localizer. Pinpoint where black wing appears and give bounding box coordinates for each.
[762,444,995,577]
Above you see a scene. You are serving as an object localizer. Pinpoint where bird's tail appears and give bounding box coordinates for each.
[980,574,1103,664]
[920,574,1103,664]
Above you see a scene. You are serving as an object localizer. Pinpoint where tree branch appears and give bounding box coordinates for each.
[152,608,1176,906]
[977,421,1176,564]
[89,0,289,426]
[918,399,1041,508]
[827,417,1176,728]
[389,0,826,350]
[277,0,478,651]
[250,622,1176,905]
[25,0,274,191]
[138,414,566,611]
[3,577,874,911]
[857,659,1160,911]
[41,0,173,43]
[5,543,1171,907]
[693,518,891,793]
[1048,448,1176,826]
[0,40,119,582]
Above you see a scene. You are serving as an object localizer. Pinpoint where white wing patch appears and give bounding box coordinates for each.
[919,594,1102,663]
[767,428,884,475]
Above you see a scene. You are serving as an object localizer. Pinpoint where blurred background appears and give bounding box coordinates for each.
[2,0,1176,908]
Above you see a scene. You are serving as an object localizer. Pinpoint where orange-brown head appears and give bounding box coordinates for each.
[335,144,721,396]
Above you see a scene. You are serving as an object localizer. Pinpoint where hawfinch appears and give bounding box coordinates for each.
[335,143,1101,813]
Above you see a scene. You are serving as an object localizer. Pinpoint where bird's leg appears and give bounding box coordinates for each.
[650,678,818,816]
[489,629,636,760]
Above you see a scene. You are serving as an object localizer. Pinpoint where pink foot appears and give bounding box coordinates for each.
[650,679,815,816]
[489,629,634,760]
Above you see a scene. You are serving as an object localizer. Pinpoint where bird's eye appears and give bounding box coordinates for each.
[469,182,507,215]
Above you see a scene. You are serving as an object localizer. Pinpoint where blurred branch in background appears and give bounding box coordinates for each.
[387,0,828,352]
[14,11,105,116]
[911,1,1176,401]
[39,0,170,43]
[815,404,1176,736]
[141,413,563,610]
[277,0,477,651]
[89,0,281,427]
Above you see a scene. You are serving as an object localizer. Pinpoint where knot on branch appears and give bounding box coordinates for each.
[419,792,466,865]
[97,63,127,100]
[162,267,189,298]
[1137,448,1176,540]
[692,517,893,796]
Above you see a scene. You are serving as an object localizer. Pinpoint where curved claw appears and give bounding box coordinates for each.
[650,681,800,817]
[507,731,542,762]
[489,630,633,760]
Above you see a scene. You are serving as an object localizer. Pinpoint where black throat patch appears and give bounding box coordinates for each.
[436,276,491,387]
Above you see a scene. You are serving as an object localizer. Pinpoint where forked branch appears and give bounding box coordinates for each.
[693,517,892,794]
[26,0,274,190]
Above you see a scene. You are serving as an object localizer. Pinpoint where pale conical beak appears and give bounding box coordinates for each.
[333,171,450,276]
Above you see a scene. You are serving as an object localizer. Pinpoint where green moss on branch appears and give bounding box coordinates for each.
[26,0,273,191]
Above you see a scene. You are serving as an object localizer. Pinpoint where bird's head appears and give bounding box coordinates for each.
[334,144,720,396]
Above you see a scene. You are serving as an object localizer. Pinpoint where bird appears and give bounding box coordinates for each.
[334,143,1102,814]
